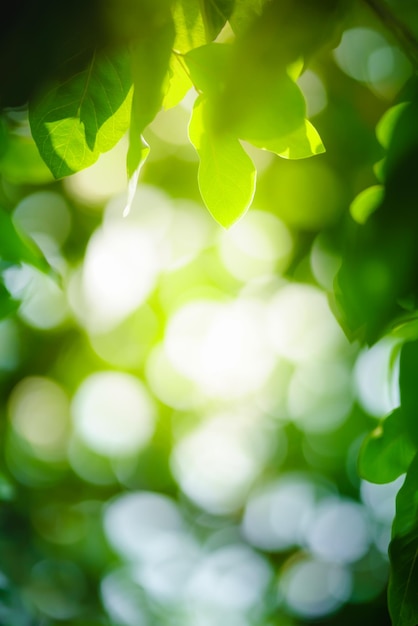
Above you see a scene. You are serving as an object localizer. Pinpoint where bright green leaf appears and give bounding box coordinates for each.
[388,453,418,626]
[184,43,231,96]
[189,95,256,228]
[376,103,408,150]
[163,53,193,109]
[358,408,416,484]
[29,49,132,178]
[350,185,385,225]
[232,72,306,143]
[250,119,325,159]
[173,0,207,52]
[126,11,174,205]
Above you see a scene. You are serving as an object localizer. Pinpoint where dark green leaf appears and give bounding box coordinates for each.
[389,453,418,626]
[29,48,132,178]
[358,408,416,484]
[188,95,256,227]
[400,339,418,447]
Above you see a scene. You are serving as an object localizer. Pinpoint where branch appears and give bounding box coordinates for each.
[362,0,418,69]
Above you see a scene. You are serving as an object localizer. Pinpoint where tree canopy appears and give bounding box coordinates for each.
[1,1,418,625]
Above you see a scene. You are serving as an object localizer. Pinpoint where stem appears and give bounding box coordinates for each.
[362,0,418,69]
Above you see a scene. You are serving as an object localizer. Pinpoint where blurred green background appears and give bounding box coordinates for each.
[0,3,414,624]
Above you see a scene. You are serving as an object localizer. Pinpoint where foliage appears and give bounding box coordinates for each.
[1,0,418,625]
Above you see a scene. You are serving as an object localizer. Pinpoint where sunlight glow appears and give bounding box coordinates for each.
[287,360,353,432]
[72,372,155,457]
[171,413,271,514]
[354,338,400,417]
[104,492,185,562]
[267,284,348,363]
[306,499,371,563]
[8,377,70,460]
[219,210,293,281]
[82,224,159,330]
[165,298,276,399]
[280,557,352,618]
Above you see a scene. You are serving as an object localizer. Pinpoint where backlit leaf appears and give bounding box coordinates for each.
[126,11,174,203]
[29,49,132,178]
[250,119,325,159]
[173,0,207,52]
[188,95,256,227]
[200,0,235,41]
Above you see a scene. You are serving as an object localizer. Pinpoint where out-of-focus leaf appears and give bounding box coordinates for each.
[200,0,235,41]
[0,207,49,273]
[29,48,132,178]
[335,93,418,343]
[388,453,418,626]
[0,133,54,185]
[359,408,416,484]
[173,0,207,53]
[189,95,256,227]
[350,185,384,225]
[376,103,408,150]
[0,280,18,321]
[229,0,267,33]
[0,472,15,501]
[184,43,230,96]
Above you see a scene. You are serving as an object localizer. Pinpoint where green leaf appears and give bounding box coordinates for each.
[250,119,325,159]
[29,48,132,178]
[229,0,267,33]
[188,95,256,227]
[0,280,18,321]
[0,132,54,185]
[399,339,418,447]
[388,453,418,626]
[0,207,49,273]
[200,0,235,41]
[0,472,15,501]
[184,43,231,96]
[125,134,150,216]
[350,185,385,225]
[376,103,409,150]
[358,408,416,484]
[163,53,193,109]
[232,72,306,144]
[126,11,174,200]
[173,0,207,53]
